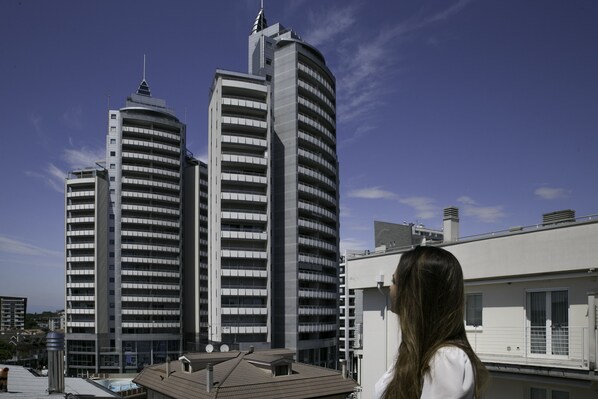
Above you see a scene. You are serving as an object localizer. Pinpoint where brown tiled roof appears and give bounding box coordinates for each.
[133,349,357,399]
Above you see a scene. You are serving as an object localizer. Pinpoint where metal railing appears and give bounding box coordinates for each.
[467,325,593,370]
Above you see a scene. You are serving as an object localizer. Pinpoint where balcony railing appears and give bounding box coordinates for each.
[467,325,595,370]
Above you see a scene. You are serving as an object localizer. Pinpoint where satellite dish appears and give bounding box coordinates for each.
[220,344,229,353]
[206,344,214,353]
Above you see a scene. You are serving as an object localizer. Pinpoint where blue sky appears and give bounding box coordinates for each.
[1,0,596,312]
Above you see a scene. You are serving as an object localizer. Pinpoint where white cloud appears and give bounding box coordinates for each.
[304,5,358,47]
[0,235,62,259]
[398,196,438,220]
[457,195,476,205]
[340,124,375,148]
[457,196,506,223]
[63,147,105,170]
[340,237,369,253]
[348,187,398,200]
[534,187,569,200]
[348,186,439,220]
[46,163,66,193]
[308,0,474,136]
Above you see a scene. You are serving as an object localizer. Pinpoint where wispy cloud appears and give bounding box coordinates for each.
[340,237,369,253]
[348,187,439,220]
[457,196,506,223]
[25,146,104,194]
[306,0,473,141]
[0,235,62,259]
[398,196,438,219]
[62,106,83,130]
[304,5,358,47]
[340,124,375,148]
[63,147,105,169]
[29,113,43,134]
[348,186,398,200]
[47,163,66,193]
[534,186,570,200]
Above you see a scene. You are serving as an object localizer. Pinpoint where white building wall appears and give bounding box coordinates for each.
[347,220,598,399]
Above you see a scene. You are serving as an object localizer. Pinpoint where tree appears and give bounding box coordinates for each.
[0,340,15,362]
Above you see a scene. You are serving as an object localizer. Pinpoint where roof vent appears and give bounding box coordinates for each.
[542,209,575,226]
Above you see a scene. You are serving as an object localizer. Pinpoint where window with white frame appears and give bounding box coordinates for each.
[465,293,483,327]
[527,289,569,356]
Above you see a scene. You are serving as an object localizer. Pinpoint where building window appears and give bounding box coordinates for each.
[109,252,114,257]
[110,151,116,156]
[110,126,116,132]
[530,387,569,399]
[110,164,115,169]
[110,189,115,194]
[266,58,272,65]
[266,74,272,82]
[527,290,568,356]
[110,138,116,144]
[109,227,115,232]
[110,240,114,245]
[109,214,114,220]
[111,114,116,119]
[110,176,115,182]
[465,293,482,327]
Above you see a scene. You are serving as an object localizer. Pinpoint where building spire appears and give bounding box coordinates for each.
[137,54,151,97]
[251,1,267,34]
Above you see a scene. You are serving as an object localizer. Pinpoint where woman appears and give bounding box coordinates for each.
[374,246,488,399]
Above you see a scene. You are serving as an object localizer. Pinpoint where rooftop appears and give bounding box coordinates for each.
[0,364,117,399]
[134,349,357,399]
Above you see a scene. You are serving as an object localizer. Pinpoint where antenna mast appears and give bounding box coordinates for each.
[143,54,146,81]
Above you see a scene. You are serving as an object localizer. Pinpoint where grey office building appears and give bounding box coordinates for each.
[208,7,340,367]
[65,78,205,375]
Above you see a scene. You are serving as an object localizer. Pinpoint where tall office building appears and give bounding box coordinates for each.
[65,77,204,375]
[0,296,27,331]
[208,7,340,367]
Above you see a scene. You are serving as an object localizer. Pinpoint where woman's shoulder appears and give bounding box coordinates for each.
[421,346,475,399]
[432,345,471,364]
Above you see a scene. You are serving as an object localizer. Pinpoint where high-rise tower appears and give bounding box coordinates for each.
[65,77,205,375]
[208,6,340,367]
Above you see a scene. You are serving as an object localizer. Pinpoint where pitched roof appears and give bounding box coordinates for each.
[133,350,357,399]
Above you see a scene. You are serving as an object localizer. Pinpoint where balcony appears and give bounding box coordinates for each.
[298,148,336,175]
[221,134,267,149]
[298,113,335,147]
[221,307,268,315]
[467,326,595,370]
[220,249,267,259]
[221,211,267,222]
[221,116,267,131]
[122,164,180,179]
[298,323,337,333]
[122,138,180,155]
[298,200,336,222]
[220,231,267,240]
[221,325,268,334]
[221,172,267,185]
[122,125,180,143]
[221,192,267,203]
[221,288,268,297]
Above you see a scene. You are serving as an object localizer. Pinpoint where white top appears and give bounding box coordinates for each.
[373,346,475,399]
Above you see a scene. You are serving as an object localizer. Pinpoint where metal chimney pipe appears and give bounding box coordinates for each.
[165,357,171,378]
[46,332,65,393]
[340,359,347,379]
[206,363,213,393]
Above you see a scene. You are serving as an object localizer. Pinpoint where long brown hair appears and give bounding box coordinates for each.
[383,246,488,399]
